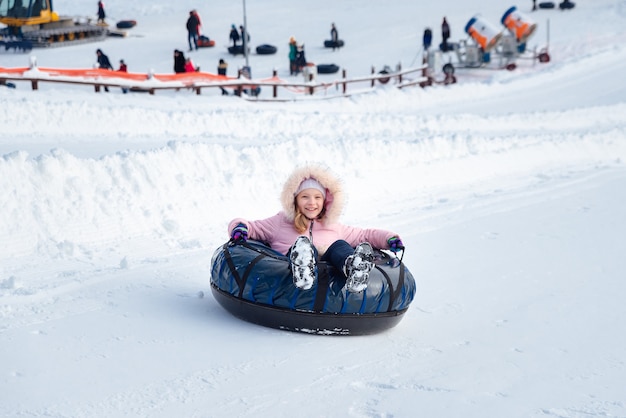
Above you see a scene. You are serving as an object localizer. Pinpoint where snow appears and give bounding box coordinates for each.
[1,0,626,416]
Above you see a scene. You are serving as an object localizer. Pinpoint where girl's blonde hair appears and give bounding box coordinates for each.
[293,197,326,233]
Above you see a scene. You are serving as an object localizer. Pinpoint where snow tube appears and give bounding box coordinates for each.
[228,45,245,55]
[256,44,277,55]
[559,1,575,9]
[316,63,340,74]
[116,20,137,29]
[210,240,416,335]
[198,36,215,48]
[539,2,555,9]
[324,40,344,48]
[0,39,32,52]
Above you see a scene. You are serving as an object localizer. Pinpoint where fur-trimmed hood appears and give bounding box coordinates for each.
[280,164,344,224]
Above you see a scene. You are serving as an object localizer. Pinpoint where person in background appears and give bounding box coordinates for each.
[186,10,200,51]
[96,48,113,91]
[330,23,339,51]
[423,27,432,50]
[228,164,405,293]
[229,24,240,47]
[117,59,128,94]
[117,59,127,72]
[97,1,106,24]
[184,57,197,72]
[218,58,229,95]
[239,25,250,53]
[288,36,298,75]
[173,49,186,73]
[295,43,307,74]
[441,17,451,52]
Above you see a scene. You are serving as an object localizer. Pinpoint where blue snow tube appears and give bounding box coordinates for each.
[317,64,340,74]
[255,44,277,55]
[210,240,416,335]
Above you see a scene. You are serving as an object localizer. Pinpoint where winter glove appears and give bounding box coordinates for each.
[387,236,404,252]
[231,223,249,242]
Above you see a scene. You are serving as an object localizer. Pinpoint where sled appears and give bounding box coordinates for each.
[198,36,215,48]
[116,20,137,29]
[324,39,344,48]
[256,44,277,55]
[317,63,340,74]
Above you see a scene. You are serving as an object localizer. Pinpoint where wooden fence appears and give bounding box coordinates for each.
[0,62,430,100]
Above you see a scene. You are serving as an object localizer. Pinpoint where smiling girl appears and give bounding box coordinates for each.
[227,164,404,293]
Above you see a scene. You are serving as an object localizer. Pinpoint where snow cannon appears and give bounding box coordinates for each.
[464,15,503,52]
[501,6,537,43]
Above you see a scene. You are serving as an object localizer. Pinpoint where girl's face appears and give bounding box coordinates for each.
[296,189,324,219]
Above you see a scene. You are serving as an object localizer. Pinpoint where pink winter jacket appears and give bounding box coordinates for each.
[228,165,399,256]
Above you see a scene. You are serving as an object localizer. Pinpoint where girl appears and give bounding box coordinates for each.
[228,164,404,293]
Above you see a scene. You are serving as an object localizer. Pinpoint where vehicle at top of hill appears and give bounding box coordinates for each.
[0,0,107,48]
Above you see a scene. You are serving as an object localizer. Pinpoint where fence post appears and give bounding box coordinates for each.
[31,80,38,90]
[308,73,314,95]
[94,84,100,93]
[273,69,278,98]
[371,66,375,88]
[397,63,402,84]
[342,69,347,94]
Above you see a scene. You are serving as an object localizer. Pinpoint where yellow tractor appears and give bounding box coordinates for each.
[0,0,107,48]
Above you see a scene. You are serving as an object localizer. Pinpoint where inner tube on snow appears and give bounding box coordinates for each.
[316,63,340,74]
[210,240,416,335]
[324,40,344,48]
[539,2,556,8]
[228,45,245,55]
[116,20,137,29]
[559,1,575,9]
[256,44,277,55]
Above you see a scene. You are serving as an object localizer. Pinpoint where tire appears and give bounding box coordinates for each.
[256,44,277,55]
[539,2,555,8]
[324,40,344,48]
[559,1,575,9]
[228,45,245,55]
[442,63,455,75]
[316,64,340,74]
[116,20,137,29]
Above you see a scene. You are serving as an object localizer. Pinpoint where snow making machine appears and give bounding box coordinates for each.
[0,0,107,49]
[427,5,550,77]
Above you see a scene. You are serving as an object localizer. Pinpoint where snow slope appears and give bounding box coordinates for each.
[1,0,626,417]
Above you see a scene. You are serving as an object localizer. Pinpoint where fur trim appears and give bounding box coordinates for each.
[280,164,344,224]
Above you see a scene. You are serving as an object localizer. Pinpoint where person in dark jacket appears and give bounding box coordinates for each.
[423,27,432,50]
[239,25,250,52]
[330,23,339,51]
[186,10,200,51]
[173,49,186,74]
[217,58,229,95]
[441,17,451,52]
[229,24,240,47]
[96,49,113,70]
[97,1,106,24]
[96,48,113,91]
